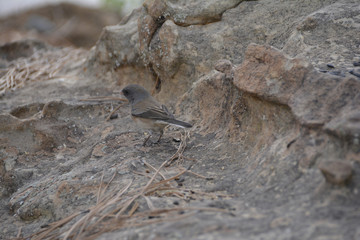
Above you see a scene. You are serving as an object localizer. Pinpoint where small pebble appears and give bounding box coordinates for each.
[326,64,335,68]
[329,71,345,77]
[175,177,185,183]
[215,59,233,73]
[349,70,360,78]
[319,160,353,185]
[109,113,118,119]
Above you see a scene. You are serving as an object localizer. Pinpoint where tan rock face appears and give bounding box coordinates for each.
[143,0,243,26]
[234,44,312,105]
[319,161,353,185]
[177,69,238,135]
[91,0,358,106]
[234,43,360,141]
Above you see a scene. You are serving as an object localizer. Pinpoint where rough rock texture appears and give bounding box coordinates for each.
[91,0,359,104]
[1,0,360,239]
[283,1,360,73]
[319,160,353,185]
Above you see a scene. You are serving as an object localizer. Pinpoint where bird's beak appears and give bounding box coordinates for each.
[118,90,128,102]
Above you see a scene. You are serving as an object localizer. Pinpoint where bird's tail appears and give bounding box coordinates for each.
[164,119,192,128]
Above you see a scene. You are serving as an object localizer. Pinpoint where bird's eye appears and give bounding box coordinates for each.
[123,89,129,95]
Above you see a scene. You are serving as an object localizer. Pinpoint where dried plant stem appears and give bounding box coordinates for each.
[142,160,167,180]
[106,102,127,121]
[62,179,134,240]
[79,97,127,102]
[0,48,86,95]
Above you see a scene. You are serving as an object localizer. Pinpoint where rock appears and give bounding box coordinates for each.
[318,161,353,185]
[290,73,360,127]
[234,44,312,105]
[95,8,142,67]
[143,0,243,26]
[283,1,360,71]
[0,170,21,198]
[176,69,239,135]
[214,59,233,81]
[324,111,360,142]
[234,43,360,132]
[93,0,355,107]
[0,3,122,48]
[0,39,49,61]
[4,157,16,171]
[270,217,292,228]
[92,143,107,157]
[10,103,45,119]
[349,69,360,78]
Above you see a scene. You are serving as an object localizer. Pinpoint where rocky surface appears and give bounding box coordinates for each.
[1,0,360,239]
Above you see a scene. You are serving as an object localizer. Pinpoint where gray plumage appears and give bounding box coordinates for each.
[122,84,192,128]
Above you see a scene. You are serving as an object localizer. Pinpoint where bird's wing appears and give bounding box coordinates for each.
[131,98,174,120]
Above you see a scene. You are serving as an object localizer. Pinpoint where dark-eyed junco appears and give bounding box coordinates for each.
[122,84,192,146]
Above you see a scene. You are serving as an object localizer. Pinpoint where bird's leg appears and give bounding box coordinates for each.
[156,130,164,143]
[143,133,151,146]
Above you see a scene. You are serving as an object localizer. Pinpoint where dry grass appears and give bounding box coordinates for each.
[21,132,230,240]
[0,47,86,95]
[78,97,128,121]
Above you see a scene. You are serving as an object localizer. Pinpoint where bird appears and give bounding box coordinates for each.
[122,84,192,146]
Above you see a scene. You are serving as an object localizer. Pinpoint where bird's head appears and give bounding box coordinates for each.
[122,84,151,104]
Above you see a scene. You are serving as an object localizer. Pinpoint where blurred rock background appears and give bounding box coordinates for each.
[0,0,143,48]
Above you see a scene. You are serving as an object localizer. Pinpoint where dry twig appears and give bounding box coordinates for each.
[166,130,191,166]
[78,97,127,102]
[0,48,85,95]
